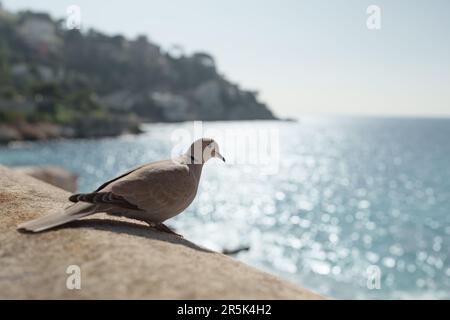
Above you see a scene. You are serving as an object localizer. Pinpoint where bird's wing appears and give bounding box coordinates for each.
[109,160,195,212]
[68,192,141,210]
[93,163,147,192]
[69,160,195,212]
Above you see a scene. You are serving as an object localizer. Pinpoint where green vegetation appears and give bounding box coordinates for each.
[0,8,275,141]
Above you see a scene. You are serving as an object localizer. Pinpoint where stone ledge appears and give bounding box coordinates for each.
[0,165,323,299]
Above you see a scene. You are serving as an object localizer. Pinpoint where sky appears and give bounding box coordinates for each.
[2,0,450,118]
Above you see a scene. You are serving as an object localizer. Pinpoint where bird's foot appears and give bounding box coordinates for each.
[148,222,183,238]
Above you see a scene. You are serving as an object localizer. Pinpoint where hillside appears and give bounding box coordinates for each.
[0,7,276,142]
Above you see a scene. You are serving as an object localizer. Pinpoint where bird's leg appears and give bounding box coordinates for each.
[147,221,183,238]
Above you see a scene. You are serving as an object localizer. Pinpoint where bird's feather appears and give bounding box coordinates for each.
[17,151,208,232]
[69,192,142,210]
[110,160,195,213]
[17,202,98,232]
[93,163,147,192]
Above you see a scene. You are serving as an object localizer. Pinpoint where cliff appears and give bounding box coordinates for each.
[0,8,276,143]
[0,166,322,299]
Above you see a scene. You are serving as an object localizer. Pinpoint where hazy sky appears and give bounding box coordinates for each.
[2,0,450,118]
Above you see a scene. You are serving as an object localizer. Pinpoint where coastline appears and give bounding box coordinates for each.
[0,118,293,145]
[0,119,142,144]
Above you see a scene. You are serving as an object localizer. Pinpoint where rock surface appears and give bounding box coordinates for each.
[0,9,276,145]
[11,166,78,192]
[0,166,323,299]
[0,119,142,144]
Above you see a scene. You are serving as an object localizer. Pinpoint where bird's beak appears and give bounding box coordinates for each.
[216,152,225,162]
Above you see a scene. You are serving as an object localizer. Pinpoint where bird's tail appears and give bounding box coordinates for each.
[17,202,98,233]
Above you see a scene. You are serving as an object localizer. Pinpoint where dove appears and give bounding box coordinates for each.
[17,138,225,236]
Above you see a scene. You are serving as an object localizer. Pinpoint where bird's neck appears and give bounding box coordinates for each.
[189,161,203,182]
[180,154,204,179]
[184,149,207,164]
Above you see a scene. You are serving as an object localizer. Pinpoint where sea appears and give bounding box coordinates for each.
[1,117,449,299]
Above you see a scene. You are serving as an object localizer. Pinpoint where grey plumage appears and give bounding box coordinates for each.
[17,138,225,234]
[17,202,98,232]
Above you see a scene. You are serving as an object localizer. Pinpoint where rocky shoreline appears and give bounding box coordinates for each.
[0,8,277,145]
[0,118,142,144]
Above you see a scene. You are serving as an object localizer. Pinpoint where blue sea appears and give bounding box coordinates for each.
[1,117,449,299]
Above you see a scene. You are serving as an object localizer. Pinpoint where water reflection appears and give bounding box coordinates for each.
[1,118,449,299]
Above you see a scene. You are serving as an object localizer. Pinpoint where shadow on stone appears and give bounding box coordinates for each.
[59,218,214,254]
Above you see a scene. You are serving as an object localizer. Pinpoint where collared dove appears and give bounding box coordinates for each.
[17,138,225,236]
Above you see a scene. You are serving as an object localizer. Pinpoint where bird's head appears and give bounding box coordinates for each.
[186,138,225,164]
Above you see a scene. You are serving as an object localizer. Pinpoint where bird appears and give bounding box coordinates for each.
[17,138,225,236]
